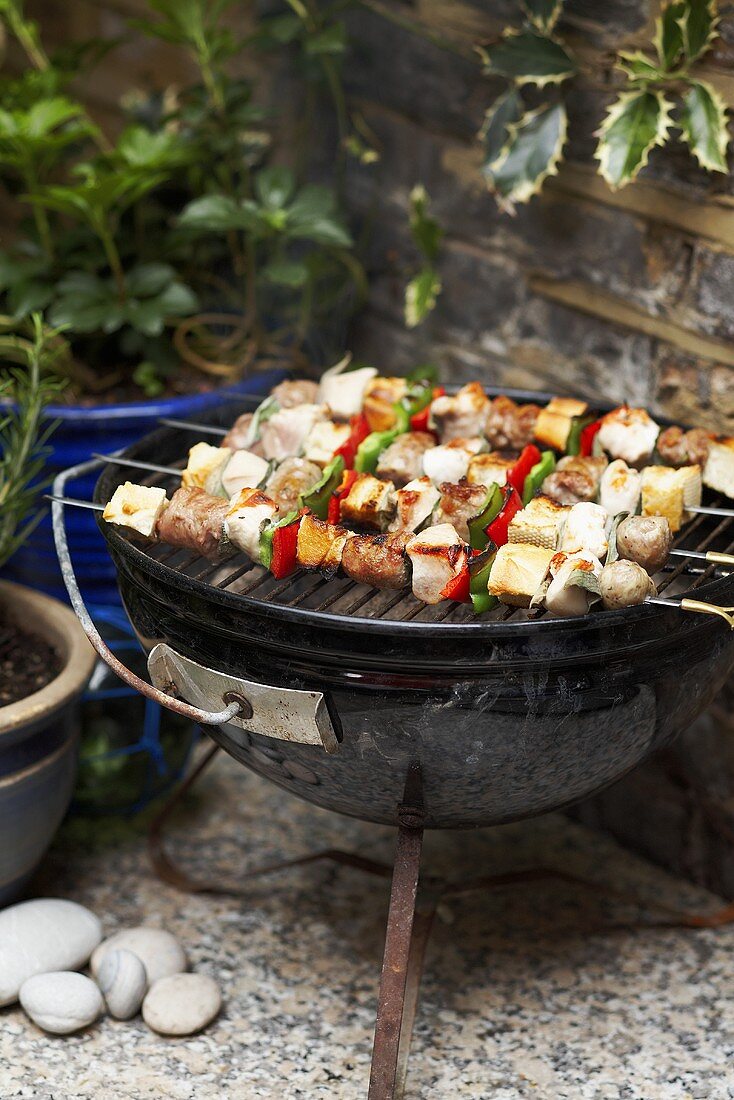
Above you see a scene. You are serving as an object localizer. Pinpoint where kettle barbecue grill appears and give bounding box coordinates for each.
[51,387,734,1099]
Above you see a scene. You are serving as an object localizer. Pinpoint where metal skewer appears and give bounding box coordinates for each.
[669,547,734,566]
[687,504,734,518]
[159,417,227,436]
[45,495,103,512]
[91,452,183,477]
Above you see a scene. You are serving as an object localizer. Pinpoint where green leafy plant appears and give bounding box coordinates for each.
[479,0,729,209]
[404,186,443,329]
[0,315,63,570]
[0,0,365,398]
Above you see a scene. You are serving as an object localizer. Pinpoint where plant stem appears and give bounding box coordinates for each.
[6,5,50,70]
[97,222,127,303]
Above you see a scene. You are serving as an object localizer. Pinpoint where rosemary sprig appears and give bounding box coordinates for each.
[0,315,65,571]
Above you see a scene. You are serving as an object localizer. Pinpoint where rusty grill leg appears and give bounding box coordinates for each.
[368,766,426,1100]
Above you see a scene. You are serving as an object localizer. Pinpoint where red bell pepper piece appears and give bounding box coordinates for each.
[327,468,359,525]
[270,516,303,579]
[410,386,445,433]
[486,486,522,547]
[440,552,472,603]
[580,418,603,457]
[335,413,370,469]
[507,443,541,496]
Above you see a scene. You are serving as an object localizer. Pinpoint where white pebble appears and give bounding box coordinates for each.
[91,927,186,985]
[20,971,103,1035]
[97,948,147,1020]
[142,973,221,1036]
[0,899,102,1006]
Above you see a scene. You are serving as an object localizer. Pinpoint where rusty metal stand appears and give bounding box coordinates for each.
[147,745,734,1100]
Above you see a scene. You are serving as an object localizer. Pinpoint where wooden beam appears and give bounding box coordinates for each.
[528,274,734,367]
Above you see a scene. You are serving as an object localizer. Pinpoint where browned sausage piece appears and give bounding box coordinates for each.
[157,487,231,560]
[341,532,411,589]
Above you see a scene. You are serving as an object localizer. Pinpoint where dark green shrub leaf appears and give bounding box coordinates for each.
[125,262,175,298]
[597,89,673,189]
[287,184,337,225]
[255,165,296,210]
[520,0,564,33]
[408,185,442,263]
[680,80,729,172]
[481,29,576,86]
[178,194,259,231]
[486,101,568,208]
[480,88,524,177]
[405,266,441,328]
[615,50,665,82]
[262,259,309,287]
[304,22,346,57]
[8,279,54,320]
[679,0,718,62]
[654,2,686,70]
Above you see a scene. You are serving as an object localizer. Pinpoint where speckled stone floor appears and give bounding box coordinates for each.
[2,745,734,1100]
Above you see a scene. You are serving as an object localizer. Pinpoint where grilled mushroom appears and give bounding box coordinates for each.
[615,515,672,574]
[599,559,656,610]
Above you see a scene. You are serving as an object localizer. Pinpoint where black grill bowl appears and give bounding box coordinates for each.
[94,421,734,829]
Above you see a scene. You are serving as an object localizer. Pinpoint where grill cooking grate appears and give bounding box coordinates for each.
[116,452,734,626]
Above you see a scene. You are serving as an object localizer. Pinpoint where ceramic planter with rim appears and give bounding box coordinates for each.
[0,580,96,905]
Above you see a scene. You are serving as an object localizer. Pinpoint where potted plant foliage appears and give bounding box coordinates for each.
[0,319,96,903]
[0,0,363,601]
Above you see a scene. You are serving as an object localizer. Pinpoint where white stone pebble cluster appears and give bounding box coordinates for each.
[0,898,221,1036]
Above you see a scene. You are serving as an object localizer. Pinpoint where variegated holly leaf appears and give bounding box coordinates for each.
[615,50,665,82]
[405,266,441,328]
[654,1,686,71]
[486,101,567,210]
[596,89,673,189]
[479,88,524,178]
[680,79,729,173]
[481,28,576,87]
[678,0,719,63]
[520,0,564,34]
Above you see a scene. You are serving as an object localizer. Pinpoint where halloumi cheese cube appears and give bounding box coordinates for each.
[302,420,351,467]
[534,397,589,452]
[507,495,568,550]
[560,502,609,560]
[488,543,555,608]
[182,442,231,489]
[340,473,396,530]
[640,464,701,532]
[103,482,169,538]
[467,451,514,488]
[703,437,734,500]
[224,488,278,559]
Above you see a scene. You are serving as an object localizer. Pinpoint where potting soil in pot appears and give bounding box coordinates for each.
[0,614,61,706]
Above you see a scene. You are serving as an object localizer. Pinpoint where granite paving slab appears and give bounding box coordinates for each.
[1,745,733,1100]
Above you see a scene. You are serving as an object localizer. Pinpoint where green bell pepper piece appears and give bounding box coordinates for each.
[406,363,439,387]
[565,414,595,456]
[522,450,556,505]
[355,429,399,473]
[466,483,503,550]
[299,455,345,518]
[469,547,498,614]
[260,509,299,569]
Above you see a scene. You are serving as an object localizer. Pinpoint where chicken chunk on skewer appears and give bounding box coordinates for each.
[429,382,490,442]
[376,431,436,487]
[435,480,489,542]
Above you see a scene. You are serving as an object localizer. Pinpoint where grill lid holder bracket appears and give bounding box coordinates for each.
[148,643,339,753]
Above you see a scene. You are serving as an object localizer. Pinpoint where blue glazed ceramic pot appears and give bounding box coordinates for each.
[0,581,96,904]
[1,368,286,605]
